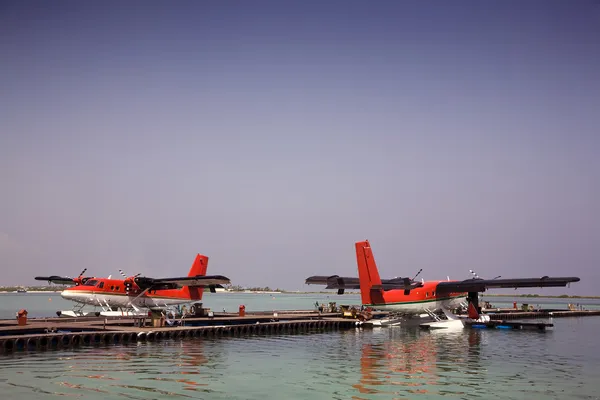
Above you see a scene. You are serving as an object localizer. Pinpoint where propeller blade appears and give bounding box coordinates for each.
[411,268,423,282]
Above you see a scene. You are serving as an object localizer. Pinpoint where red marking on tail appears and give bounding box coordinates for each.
[181,254,208,301]
[355,240,385,305]
[467,302,480,320]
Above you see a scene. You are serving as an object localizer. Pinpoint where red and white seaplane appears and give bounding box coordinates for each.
[306,240,580,328]
[35,253,230,318]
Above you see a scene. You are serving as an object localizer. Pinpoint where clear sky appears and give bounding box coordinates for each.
[1,1,599,294]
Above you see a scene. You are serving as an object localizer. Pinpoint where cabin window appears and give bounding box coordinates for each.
[110,285,115,290]
[116,286,120,291]
[426,292,429,297]
[432,291,435,296]
[98,282,104,289]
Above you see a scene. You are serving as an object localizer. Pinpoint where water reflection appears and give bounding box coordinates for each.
[55,338,215,397]
[128,339,211,392]
[353,328,486,397]
[1,323,598,399]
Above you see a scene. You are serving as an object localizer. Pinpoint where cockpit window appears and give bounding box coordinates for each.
[83,279,98,286]
[98,282,104,289]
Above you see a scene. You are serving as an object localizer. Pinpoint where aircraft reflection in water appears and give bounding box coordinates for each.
[60,339,213,396]
[352,328,484,398]
[130,340,211,391]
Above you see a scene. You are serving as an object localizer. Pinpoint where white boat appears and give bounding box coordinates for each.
[419,318,464,330]
[419,306,494,330]
[419,307,466,330]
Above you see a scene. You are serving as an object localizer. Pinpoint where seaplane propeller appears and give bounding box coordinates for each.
[388,269,424,295]
[411,268,423,282]
[119,269,142,294]
[468,269,501,281]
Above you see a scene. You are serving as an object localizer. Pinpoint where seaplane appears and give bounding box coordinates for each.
[35,253,231,318]
[306,240,580,329]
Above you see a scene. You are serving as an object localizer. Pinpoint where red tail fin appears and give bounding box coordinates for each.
[467,302,480,320]
[182,254,209,301]
[355,240,384,306]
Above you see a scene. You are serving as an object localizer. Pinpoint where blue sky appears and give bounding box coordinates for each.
[1,1,599,294]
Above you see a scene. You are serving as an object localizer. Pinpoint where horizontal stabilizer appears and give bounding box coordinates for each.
[436,276,580,293]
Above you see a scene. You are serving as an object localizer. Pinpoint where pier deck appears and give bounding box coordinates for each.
[485,309,600,320]
[1,308,598,354]
[465,320,554,330]
[0,310,361,353]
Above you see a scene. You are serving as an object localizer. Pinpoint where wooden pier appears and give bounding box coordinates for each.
[484,309,600,320]
[2,308,599,353]
[464,320,554,331]
[0,311,360,353]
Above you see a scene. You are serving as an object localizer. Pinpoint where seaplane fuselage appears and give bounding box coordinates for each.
[60,278,200,310]
[362,279,466,313]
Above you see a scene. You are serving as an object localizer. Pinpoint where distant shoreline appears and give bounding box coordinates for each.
[483,293,600,299]
[0,290,62,294]
[0,289,596,299]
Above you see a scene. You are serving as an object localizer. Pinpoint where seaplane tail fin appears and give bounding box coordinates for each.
[355,240,385,306]
[182,254,209,300]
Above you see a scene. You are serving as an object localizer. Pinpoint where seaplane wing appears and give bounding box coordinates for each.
[436,276,581,293]
[133,274,231,291]
[35,275,79,285]
[35,268,91,286]
[305,275,361,289]
[305,275,424,291]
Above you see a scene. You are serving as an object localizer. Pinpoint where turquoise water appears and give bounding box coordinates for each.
[1,293,599,399]
[1,319,599,399]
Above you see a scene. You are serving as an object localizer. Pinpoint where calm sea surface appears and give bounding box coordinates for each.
[1,293,599,399]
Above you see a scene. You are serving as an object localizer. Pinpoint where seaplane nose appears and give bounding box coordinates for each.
[61,290,76,300]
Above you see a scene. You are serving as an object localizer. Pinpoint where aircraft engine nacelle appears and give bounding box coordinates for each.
[72,276,91,285]
[133,276,156,290]
[124,277,140,293]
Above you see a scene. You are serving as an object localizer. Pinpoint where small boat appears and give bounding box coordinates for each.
[419,307,467,330]
[370,314,403,327]
[16,289,27,293]
[371,318,403,327]
[419,318,464,330]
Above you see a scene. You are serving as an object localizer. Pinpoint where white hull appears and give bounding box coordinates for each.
[61,292,193,310]
[99,310,149,317]
[57,309,150,318]
[57,310,99,318]
[370,296,465,314]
